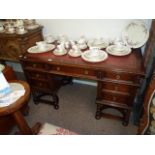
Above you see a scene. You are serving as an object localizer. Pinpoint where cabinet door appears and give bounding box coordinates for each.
[2,39,21,61]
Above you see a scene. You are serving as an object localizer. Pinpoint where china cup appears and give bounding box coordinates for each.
[36,41,47,51]
[7,26,15,33]
[45,35,55,43]
[0,26,4,32]
[17,26,25,34]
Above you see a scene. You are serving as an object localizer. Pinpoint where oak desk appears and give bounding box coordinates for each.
[20,48,145,125]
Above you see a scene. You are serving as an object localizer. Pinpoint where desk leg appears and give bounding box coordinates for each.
[13,110,33,135]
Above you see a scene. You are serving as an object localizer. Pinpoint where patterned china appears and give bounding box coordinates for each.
[44,35,56,44]
[28,44,55,53]
[122,20,149,48]
[81,49,108,63]
[106,44,131,56]
[53,44,67,56]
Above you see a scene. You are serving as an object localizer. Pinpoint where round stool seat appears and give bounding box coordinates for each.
[0,81,30,116]
[0,80,40,135]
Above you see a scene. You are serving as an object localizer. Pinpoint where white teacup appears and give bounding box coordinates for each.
[8,27,15,33]
[0,26,4,31]
[17,26,25,33]
[36,41,47,50]
[45,35,55,43]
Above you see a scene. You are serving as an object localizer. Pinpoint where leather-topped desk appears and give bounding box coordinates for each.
[20,47,145,125]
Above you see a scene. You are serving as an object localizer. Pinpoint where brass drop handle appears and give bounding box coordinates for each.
[33,64,36,68]
[39,83,42,86]
[36,74,40,78]
[84,70,89,75]
[113,96,116,101]
[56,67,60,71]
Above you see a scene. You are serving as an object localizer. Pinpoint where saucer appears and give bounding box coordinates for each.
[28,44,55,53]
[0,30,5,33]
[53,49,67,56]
[68,49,81,57]
[106,45,131,56]
[81,50,108,63]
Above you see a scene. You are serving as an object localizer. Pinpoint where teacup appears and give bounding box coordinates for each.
[17,26,25,33]
[78,36,86,44]
[0,26,4,31]
[7,26,15,33]
[45,35,55,43]
[36,41,47,50]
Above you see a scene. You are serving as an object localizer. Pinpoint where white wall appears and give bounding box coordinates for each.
[6,19,152,86]
[36,19,151,41]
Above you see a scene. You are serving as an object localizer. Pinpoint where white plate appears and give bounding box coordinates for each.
[68,49,81,57]
[0,64,5,71]
[122,20,149,48]
[28,44,55,53]
[106,45,131,56]
[81,50,108,63]
[53,49,67,56]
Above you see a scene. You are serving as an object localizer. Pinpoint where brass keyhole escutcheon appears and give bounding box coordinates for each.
[84,70,89,75]
[116,75,120,80]
[36,74,40,78]
[114,86,118,91]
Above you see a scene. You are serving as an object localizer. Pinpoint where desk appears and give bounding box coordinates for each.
[20,48,145,125]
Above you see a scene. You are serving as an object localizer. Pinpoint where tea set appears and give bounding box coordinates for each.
[0,19,40,34]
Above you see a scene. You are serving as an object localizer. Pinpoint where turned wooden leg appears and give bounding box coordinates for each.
[122,110,130,126]
[12,110,33,135]
[95,104,102,120]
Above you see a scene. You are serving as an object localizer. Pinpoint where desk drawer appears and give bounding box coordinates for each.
[47,65,97,79]
[97,71,143,85]
[99,81,138,94]
[100,90,134,106]
[23,61,45,70]
[26,71,49,80]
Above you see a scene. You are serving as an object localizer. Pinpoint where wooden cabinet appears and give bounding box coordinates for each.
[20,46,145,126]
[0,27,43,62]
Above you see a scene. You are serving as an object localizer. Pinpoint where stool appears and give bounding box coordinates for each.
[0,80,41,135]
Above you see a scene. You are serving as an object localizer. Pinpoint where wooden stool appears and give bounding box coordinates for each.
[0,80,41,135]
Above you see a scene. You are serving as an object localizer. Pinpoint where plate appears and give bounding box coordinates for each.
[0,64,5,71]
[28,44,55,53]
[53,49,68,56]
[81,50,108,63]
[122,20,149,48]
[68,49,81,57]
[106,45,131,56]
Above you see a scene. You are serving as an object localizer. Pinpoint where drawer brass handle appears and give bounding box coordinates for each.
[113,97,116,101]
[56,67,60,71]
[39,83,42,86]
[84,70,89,75]
[116,75,120,80]
[33,64,36,68]
[36,74,40,78]
[114,86,118,91]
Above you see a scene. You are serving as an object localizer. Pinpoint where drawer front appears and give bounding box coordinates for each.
[25,70,49,80]
[23,61,45,70]
[99,81,138,94]
[98,71,143,85]
[31,80,50,90]
[100,91,134,106]
[46,64,97,79]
